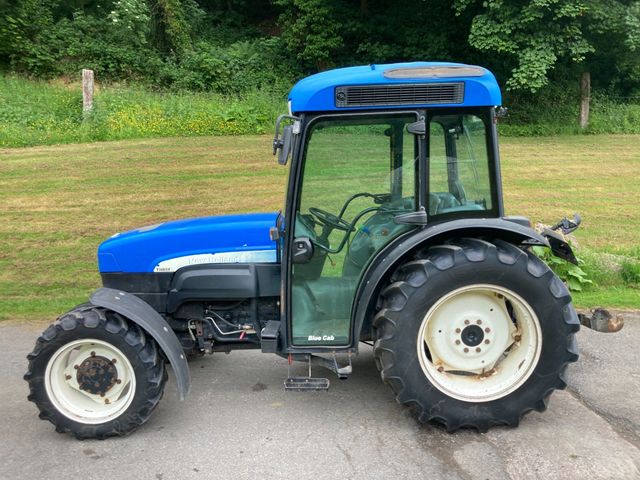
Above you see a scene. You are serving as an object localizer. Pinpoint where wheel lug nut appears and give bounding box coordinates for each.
[104,398,110,405]
[463,347,469,353]
[464,319,470,325]
[73,365,79,370]
[476,347,481,352]
[476,319,482,325]
[116,379,122,384]
[90,351,96,357]
[455,328,461,333]
[484,339,490,344]
[455,340,461,345]
[437,366,444,373]
[65,374,71,380]
[485,327,491,333]
[111,358,117,364]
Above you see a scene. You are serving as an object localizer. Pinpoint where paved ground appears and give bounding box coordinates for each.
[1,316,639,480]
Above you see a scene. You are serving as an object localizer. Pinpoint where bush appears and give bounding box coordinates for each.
[621,261,640,286]
[588,98,640,134]
[164,38,295,94]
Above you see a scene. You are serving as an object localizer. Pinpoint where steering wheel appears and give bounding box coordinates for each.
[308,207,353,232]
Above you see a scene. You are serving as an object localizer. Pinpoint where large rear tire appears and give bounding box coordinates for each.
[372,238,579,432]
[25,305,167,439]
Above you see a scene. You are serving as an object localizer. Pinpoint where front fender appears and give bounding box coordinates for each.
[350,217,551,346]
[90,288,191,400]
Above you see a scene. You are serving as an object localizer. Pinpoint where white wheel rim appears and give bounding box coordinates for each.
[44,339,136,424]
[417,284,542,403]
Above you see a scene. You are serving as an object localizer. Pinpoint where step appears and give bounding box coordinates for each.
[284,377,330,391]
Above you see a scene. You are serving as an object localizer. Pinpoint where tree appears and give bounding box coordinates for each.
[455,0,640,93]
[275,0,345,71]
[454,0,592,92]
[149,0,193,56]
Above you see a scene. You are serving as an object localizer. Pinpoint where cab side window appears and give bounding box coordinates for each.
[428,114,494,217]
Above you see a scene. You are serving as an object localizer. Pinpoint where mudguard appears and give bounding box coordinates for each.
[90,288,191,400]
[351,217,555,346]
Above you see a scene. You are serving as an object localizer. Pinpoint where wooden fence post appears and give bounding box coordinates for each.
[579,71,590,130]
[82,69,94,119]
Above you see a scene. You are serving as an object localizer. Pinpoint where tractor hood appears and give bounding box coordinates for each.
[98,212,278,273]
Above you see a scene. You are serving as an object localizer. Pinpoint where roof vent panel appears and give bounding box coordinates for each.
[335,83,464,108]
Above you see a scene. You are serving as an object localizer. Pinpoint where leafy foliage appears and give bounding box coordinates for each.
[149,0,194,55]
[108,0,151,45]
[532,246,593,292]
[275,0,345,70]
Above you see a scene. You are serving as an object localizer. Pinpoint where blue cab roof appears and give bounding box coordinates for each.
[288,61,501,114]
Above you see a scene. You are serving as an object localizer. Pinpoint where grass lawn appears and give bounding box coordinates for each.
[1,134,638,321]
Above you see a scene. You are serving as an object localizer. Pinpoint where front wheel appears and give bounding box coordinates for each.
[25,305,167,439]
[373,238,580,432]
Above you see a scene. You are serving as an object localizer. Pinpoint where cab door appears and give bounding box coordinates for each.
[287,113,420,347]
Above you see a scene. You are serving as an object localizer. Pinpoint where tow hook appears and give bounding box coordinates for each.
[578,308,624,333]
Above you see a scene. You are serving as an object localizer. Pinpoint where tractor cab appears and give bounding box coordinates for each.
[273,63,503,349]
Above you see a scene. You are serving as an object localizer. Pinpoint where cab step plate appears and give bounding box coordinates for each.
[284,377,330,391]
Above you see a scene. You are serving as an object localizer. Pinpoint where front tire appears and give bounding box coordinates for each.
[25,305,167,439]
[372,238,580,432]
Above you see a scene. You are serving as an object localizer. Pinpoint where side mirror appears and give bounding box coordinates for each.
[273,114,299,166]
[277,125,293,165]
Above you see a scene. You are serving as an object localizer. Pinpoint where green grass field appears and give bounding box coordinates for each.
[1,134,638,321]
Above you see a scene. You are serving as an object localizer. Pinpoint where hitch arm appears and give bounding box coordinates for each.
[540,228,578,264]
[541,213,582,264]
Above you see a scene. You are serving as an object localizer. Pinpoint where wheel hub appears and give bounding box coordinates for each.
[418,285,542,402]
[461,324,484,347]
[75,355,118,396]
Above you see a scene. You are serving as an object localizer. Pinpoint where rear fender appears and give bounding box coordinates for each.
[351,218,553,346]
[90,288,190,400]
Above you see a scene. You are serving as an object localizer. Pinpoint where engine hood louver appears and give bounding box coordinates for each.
[335,82,464,108]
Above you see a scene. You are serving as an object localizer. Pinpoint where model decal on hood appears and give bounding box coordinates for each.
[153,250,277,272]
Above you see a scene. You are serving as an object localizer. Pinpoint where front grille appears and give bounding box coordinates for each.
[335,82,464,108]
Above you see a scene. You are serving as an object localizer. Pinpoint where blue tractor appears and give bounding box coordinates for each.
[25,62,581,438]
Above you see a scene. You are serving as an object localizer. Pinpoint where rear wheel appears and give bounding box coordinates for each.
[25,305,167,439]
[373,238,580,432]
